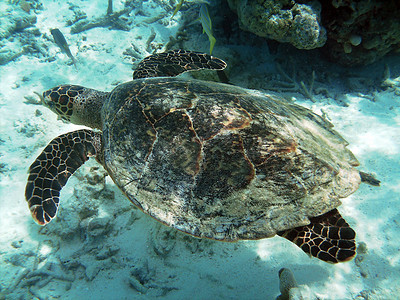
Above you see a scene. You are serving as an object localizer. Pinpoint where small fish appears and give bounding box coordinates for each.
[199,4,216,55]
[50,28,77,67]
[171,0,184,19]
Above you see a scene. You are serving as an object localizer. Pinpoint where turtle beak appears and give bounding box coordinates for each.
[46,97,54,108]
[43,96,53,109]
[33,91,44,105]
[42,90,55,109]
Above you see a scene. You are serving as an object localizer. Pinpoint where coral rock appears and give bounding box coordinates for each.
[227,0,327,50]
[321,1,400,65]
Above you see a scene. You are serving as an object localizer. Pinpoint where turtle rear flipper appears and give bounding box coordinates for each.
[133,49,227,79]
[25,129,102,225]
[278,209,356,263]
[360,171,380,186]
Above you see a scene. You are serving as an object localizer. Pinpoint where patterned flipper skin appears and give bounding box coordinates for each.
[25,129,101,225]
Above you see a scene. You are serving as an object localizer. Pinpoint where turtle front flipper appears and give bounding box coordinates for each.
[25,129,102,225]
[133,49,227,79]
[278,209,356,263]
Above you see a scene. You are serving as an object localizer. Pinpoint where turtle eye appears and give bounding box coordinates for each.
[42,96,54,108]
[43,89,60,108]
[42,85,76,120]
[42,95,53,109]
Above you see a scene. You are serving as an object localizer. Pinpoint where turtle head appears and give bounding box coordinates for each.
[43,84,108,129]
[43,85,84,122]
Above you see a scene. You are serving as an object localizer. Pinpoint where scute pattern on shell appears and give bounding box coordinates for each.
[101,78,361,241]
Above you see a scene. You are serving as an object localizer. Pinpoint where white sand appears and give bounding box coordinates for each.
[0,1,399,299]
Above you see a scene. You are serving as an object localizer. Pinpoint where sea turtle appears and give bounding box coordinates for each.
[26,50,375,263]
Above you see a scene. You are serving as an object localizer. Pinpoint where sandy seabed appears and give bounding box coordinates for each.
[0,0,399,299]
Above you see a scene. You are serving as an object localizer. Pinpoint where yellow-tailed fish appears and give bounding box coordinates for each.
[50,28,77,68]
[171,0,184,19]
[199,4,216,55]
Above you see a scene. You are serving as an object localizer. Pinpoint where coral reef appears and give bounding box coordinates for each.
[227,0,400,65]
[320,1,400,65]
[69,7,131,34]
[226,0,327,50]
[0,2,45,65]
[0,11,36,40]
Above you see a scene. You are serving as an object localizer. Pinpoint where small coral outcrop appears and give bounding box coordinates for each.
[321,1,400,65]
[227,0,400,65]
[226,0,327,50]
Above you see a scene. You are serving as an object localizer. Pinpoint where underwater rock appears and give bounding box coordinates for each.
[10,240,23,249]
[149,222,215,257]
[129,276,149,294]
[355,241,369,278]
[70,7,131,34]
[276,268,317,300]
[320,1,400,65]
[129,261,153,294]
[0,11,37,40]
[84,166,108,187]
[182,235,214,255]
[0,4,48,65]
[39,198,82,240]
[14,119,40,138]
[382,66,400,95]
[0,49,26,66]
[24,256,75,286]
[95,245,120,260]
[1,251,75,298]
[227,1,400,65]
[149,224,177,258]
[127,259,179,297]
[5,250,35,267]
[276,268,298,300]
[85,215,113,238]
[227,0,326,50]
[84,264,102,281]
